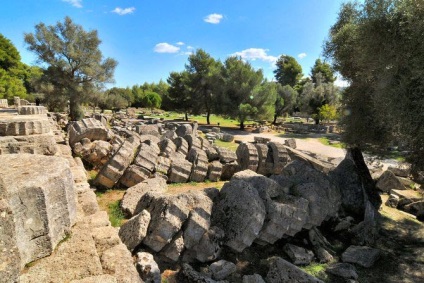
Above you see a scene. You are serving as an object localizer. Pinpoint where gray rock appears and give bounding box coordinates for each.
[385,194,400,208]
[236,142,259,172]
[91,226,121,257]
[342,245,381,268]
[284,138,297,149]
[119,165,151,188]
[221,162,240,181]
[254,143,270,175]
[101,244,143,283]
[179,263,227,283]
[121,177,167,217]
[0,154,76,269]
[403,201,424,220]
[242,274,266,283]
[190,226,225,263]
[158,138,177,158]
[221,133,234,142]
[161,231,185,262]
[73,140,112,168]
[176,124,193,137]
[326,263,358,280]
[0,134,58,155]
[135,252,161,283]
[215,146,237,163]
[267,142,290,174]
[119,210,151,251]
[68,118,110,147]
[185,134,202,151]
[266,257,324,283]
[207,161,223,182]
[188,148,209,182]
[134,142,160,172]
[168,158,192,183]
[285,146,333,174]
[70,275,118,283]
[376,170,405,193]
[173,137,189,157]
[205,146,220,161]
[283,244,314,265]
[212,178,266,252]
[388,163,411,178]
[135,124,160,137]
[155,156,171,176]
[210,260,236,280]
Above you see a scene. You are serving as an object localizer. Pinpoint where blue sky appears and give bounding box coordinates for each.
[1,0,349,88]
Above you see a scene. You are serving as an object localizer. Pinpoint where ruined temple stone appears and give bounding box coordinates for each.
[190,226,225,263]
[308,228,335,263]
[342,245,381,268]
[68,118,110,147]
[17,105,47,115]
[208,161,223,182]
[119,210,151,251]
[92,113,108,127]
[173,136,189,156]
[233,170,286,198]
[119,165,151,188]
[221,162,240,181]
[135,252,161,283]
[236,142,259,171]
[134,142,160,172]
[266,142,290,174]
[185,134,202,151]
[138,134,161,145]
[326,263,358,280]
[215,146,237,163]
[188,148,209,182]
[266,257,324,283]
[142,194,192,252]
[77,187,99,217]
[179,263,227,283]
[168,158,192,183]
[254,143,270,175]
[91,226,121,257]
[205,146,220,161]
[283,244,314,265]
[285,146,333,174]
[376,170,406,193]
[0,154,76,268]
[73,140,112,168]
[243,274,266,283]
[199,136,212,149]
[0,199,20,283]
[284,138,297,149]
[210,260,237,280]
[221,133,234,142]
[121,177,167,217]
[212,178,266,252]
[158,138,177,157]
[135,124,160,137]
[183,191,214,249]
[94,138,139,189]
[161,231,185,262]
[391,189,422,208]
[0,133,58,155]
[388,163,411,178]
[176,123,193,137]
[100,244,143,283]
[70,275,118,283]
[155,156,171,176]
[403,201,424,220]
[0,115,51,136]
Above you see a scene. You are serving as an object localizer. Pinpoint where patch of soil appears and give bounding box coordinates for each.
[96,189,126,212]
[166,181,226,195]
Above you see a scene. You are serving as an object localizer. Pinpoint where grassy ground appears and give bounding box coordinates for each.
[213,139,239,152]
[96,189,126,227]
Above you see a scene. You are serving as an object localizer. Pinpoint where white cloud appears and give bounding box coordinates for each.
[298,53,307,59]
[334,76,350,88]
[154,43,180,53]
[63,0,82,8]
[187,46,194,50]
[176,42,185,46]
[204,13,223,24]
[112,7,135,15]
[232,48,278,64]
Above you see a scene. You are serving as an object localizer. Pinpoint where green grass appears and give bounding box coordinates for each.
[213,139,239,152]
[317,137,345,148]
[108,200,125,227]
[300,263,329,281]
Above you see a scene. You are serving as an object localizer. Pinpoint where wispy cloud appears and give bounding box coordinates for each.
[154,43,180,53]
[298,53,307,59]
[334,76,349,88]
[63,0,82,8]
[176,42,185,46]
[204,13,223,24]
[232,48,278,64]
[112,7,135,15]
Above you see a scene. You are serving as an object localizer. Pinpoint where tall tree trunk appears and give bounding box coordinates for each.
[69,93,83,121]
[206,111,211,125]
[185,112,188,121]
[273,114,278,124]
[239,120,245,130]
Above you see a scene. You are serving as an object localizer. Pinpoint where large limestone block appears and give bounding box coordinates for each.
[94,138,139,189]
[168,158,192,183]
[73,140,112,168]
[0,134,58,155]
[176,123,193,137]
[119,210,151,251]
[207,161,223,182]
[376,170,406,193]
[91,226,121,257]
[134,142,160,172]
[121,177,167,217]
[0,154,76,268]
[119,165,151,188]
[187,148,209,182]
[212,178,266,252]
[161,230,185,262]
[184,134,202,151]
[254,143,271,176]
[100,244,143,283]
[266,257,324,283]
[221,162,240,181]
[68,118,110,147]
[173,137,189,156]
[285,146,334,174]
[0,199,20,283]
[341,245,381,268]
[135,252,161,283]
[0,115,51,136]
[158,138,177,157]
[135,124,160,137]
[156,156,171,175]
[236,142,259,172]
[189,226,224,263]
[17,106,47,115]
[267,142,290,174]
[215,146,237,163]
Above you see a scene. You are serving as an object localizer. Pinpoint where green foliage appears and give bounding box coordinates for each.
[324,0,424,170]
[167,71,192,119]
[300,263,329,281]
[108,200,125,227]
[274,84,298,123]
[311,59,336,84]
[237,103,258,129]
[318,104,338,123]
[142,91,162,109]
[274,55,303,87]
[25,17,117,120]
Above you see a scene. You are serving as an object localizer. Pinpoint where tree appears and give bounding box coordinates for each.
[318,104,338,123]
[218,56,264,129]
[311,59,336,84]
[273,84,298,124]
[167,71,192,120]
[185,49,221,124]
[142,91,162,110]
[274,55,303,88]
[25,17,117,120]
[324,0,424,171]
